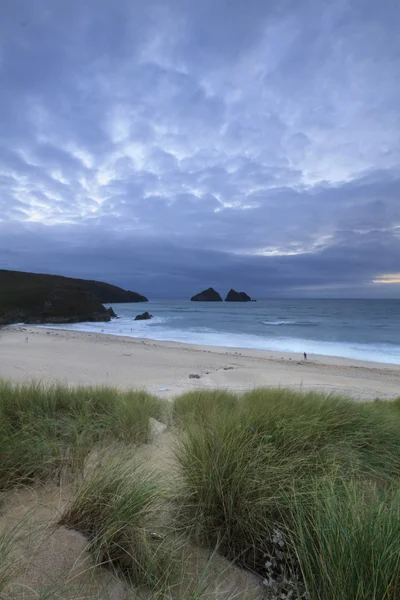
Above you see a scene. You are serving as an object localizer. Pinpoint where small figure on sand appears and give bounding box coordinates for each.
[303,352,307,360]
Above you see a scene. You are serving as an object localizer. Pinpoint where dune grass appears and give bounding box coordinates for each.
[0,381,168,489]
[59,450,176,590]
[2,381,400,599]
[172,389,238,427]
[291,480,400,600]
[173,387,400,593]
[0,525,19,594]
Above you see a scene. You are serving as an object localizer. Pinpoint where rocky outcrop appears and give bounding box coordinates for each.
[134,311,153,321]
[0,289,114,325]
[0,269,148,325]
[225,289,252,302]
[191,288,223,302]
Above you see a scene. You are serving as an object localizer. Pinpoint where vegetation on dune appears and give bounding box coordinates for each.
[0,525,20,594]
[173,387,400,598]
[0,382,168,489]
[172,389,238,427]
[374,395,400,411]
[1,381,400,599]
[60,451,175,589]
[290,479,400,600]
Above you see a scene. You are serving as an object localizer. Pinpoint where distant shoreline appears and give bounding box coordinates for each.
[1,326,400,401]
[4,321,400,367]
[33,324,400,368]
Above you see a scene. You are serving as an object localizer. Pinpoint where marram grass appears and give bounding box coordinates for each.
[0,381,168,489]
[173,387,400,591]
[59,449,176,590]
[2,380,400,600]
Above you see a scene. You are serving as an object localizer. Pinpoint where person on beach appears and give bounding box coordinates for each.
[303,352,307,360]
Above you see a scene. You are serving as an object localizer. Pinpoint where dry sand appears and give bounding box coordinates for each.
[1,325,400,400]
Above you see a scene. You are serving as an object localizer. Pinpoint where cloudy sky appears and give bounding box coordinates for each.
[1,0,399,298]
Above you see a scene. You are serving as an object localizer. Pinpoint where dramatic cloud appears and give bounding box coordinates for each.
[1,0,399,297]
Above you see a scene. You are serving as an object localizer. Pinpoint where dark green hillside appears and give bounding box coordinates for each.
[0,269,148,325]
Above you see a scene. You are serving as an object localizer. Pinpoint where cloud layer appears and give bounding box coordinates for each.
[1,0,399,297]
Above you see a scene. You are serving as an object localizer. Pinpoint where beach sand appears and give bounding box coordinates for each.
[1,326,399,400]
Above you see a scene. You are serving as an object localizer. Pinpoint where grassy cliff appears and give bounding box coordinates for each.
[0,269,148,325]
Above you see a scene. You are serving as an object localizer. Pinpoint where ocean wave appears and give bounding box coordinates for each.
[40,321,400,364]
[262,319,319,327]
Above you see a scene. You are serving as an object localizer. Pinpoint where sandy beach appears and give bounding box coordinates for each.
[1,326,399,400]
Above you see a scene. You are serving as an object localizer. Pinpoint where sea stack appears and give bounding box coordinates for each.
[191,287,223,302]
[225,289,252,302]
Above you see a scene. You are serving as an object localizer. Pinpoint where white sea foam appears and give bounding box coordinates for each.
[262,320,319,327]
[41,317,400,364]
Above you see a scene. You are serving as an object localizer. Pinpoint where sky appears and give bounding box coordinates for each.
[1,0,399,299]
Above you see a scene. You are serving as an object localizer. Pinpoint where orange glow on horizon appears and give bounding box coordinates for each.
[372,273,400,284]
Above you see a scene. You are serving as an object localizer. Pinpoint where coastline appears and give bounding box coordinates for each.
[1,325,400,401]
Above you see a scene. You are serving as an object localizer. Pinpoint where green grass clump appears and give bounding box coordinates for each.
[0,381,167,489]
[0,526,19,594]
[174,388,400,578]
[374,396,400,413]
[240,388,400,480]
[174,408,296,570]
[291,480,400,600]
[59,451,174,589]
[172,390,238,427]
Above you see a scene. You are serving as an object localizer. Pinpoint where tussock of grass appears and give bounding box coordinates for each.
[60,451,175,589]
[172,390,238,427]
[241,388,400,480]
[291,480,400,600]
[174,388,400,581]
[0,525,19,594]
[174,410,289,570]
[0,381,168,489]
[374,395,400,412]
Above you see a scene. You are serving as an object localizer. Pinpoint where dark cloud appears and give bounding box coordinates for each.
[0,0,399,297]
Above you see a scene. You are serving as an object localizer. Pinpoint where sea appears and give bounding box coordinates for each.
[44,299,400,365]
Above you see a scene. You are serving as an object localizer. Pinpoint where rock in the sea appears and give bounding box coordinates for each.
[189,373,201,379]
[134,311,153,321]
[191,287,223,302]
[225,289,252,302]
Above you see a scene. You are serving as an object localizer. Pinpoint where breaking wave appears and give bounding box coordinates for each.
[262,320,319,327]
